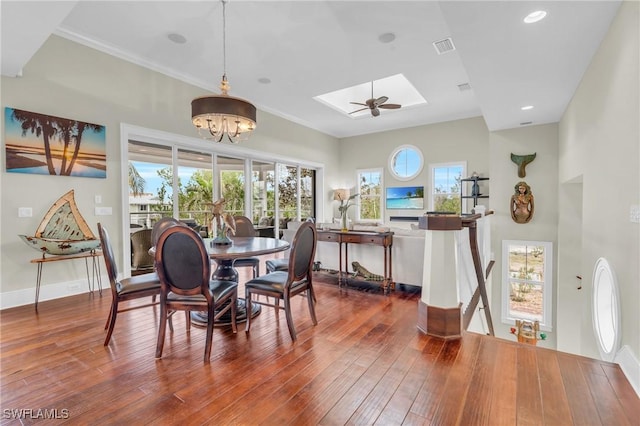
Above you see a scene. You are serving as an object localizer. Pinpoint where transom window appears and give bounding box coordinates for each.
[389,145,423,181]
[502,240,553,331]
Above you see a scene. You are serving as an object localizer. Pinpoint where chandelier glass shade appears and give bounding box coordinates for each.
[191,0,256,144]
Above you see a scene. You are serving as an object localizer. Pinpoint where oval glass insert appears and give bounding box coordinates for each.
[389,145,424,181]
[592,258,621,362]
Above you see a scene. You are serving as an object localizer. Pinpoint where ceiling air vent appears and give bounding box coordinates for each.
[457,83,471,92]
[433,37,456,55]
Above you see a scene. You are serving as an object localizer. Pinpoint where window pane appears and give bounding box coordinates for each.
[128,141,173,228]
[177,148,213,233]
[509,281,543,321]
[278,164,297,227]
[432,164,463,214]
[218,156,245,217]
[506,243,547,323]
[358,169,382,220]
[300,167,315,219]
[251,160,274,224]
[390,145,423,180]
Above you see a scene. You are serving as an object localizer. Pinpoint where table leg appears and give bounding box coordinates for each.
[84,258,92,292]
[190,258,260,327]
[35,262,43,311]
[92,253,103,295]
[338,241,343,287]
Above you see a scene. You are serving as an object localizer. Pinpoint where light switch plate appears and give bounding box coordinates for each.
[630,205,640,223]
[95,207,112,216]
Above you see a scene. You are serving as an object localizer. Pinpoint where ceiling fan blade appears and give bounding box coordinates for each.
[350,102,367,106]
[379,104,402,109]
[371,108,380,117]
[349,107,369,115]
[374,96,389,106]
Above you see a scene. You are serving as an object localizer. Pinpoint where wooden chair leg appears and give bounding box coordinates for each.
[307,286,318,325]
[230,294,238,333]
[204,304,215,362]
[284,296,297,340]
[103,301,118,346]
[155,304,168,359]
[244,289,252,333]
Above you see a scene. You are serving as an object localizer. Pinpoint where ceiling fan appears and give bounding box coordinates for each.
[349,81,402,117]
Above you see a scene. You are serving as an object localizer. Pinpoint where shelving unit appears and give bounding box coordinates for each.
[461,176,489,213]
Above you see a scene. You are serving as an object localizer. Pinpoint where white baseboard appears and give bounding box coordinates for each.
[615,345,640,398]
[0,275,107,310]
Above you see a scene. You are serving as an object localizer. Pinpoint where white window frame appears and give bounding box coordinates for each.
[501,240,553,331]
[388,144,424,181]
[356,168,383,222]
[429,161,466,212]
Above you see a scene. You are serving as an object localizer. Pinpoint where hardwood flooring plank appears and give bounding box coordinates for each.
[536,348,574,425]
[515,345,544,426]
[557,352,602,425]
[601,363,640,423]
[0,272,637,425]
[487,339,518,426]
[429,332,482,425]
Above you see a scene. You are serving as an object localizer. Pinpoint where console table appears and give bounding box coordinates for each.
[317,230,394,293]
[30,250,103,311]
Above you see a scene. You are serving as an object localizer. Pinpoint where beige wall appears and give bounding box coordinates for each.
[559,1,639,360]
[489,123,560,348]
[0,35,339,305]
[338,116,490,222]
[1,2,637,375]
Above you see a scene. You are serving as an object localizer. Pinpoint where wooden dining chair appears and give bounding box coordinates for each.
[231,216,260,278]
[265,218,314,273]
[244,221,318,340]
[154,225,238,361]
[151,217,181,246]
[98,223,162,346]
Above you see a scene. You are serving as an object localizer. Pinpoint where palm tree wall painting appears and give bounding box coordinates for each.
[4,107,106,178]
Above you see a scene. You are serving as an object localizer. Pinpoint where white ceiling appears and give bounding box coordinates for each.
[1,1,621,139]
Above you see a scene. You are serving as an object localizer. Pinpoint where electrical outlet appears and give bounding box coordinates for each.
[95,195,102,204]
[630,205,640,223]
[18,207,32,217]
[67,283,81,292]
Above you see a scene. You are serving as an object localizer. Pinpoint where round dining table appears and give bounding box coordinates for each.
[191,236,290,326]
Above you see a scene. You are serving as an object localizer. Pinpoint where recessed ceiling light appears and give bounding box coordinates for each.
[524,11,547,24]
[258,77,271,84]
[167,33,187,44]
[379,32,396,44]
[521,105,534,111]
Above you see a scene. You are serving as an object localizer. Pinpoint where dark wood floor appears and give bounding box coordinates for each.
[1,268,638,425]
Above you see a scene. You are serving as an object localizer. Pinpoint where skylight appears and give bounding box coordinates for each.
[313,74,427,118]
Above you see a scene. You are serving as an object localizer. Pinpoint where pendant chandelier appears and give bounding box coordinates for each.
[191,0,256,144]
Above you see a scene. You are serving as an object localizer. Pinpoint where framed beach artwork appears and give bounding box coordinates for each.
[4,107,106,178]
[385,185,424,209]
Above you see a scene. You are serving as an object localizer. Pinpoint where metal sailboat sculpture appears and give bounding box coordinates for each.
[19,189,101,256]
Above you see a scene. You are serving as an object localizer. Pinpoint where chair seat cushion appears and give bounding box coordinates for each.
[233,257,260,267]
[265,258,288,272]
[245,271,307,294]
[209,279,238,301]
[166,280,237,305]
[117,272,161,295]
